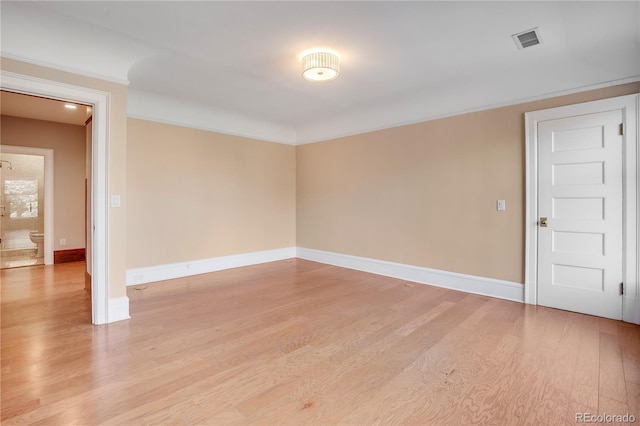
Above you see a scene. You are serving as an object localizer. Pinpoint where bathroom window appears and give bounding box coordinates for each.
[4,179,38,219]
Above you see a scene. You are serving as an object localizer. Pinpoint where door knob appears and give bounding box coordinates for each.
[540,217,548,227]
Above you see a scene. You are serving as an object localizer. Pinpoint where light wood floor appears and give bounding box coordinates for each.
[2,260,639,425]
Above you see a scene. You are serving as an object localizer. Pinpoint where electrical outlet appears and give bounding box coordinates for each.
[60,238,66,246]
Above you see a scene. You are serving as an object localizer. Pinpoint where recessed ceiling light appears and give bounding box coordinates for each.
[301,49,340,82]
[64,104,77,110]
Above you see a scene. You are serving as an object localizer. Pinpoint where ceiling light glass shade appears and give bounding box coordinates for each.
[301,51,340,82]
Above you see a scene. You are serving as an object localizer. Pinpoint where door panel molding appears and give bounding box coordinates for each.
[525,94,639,324]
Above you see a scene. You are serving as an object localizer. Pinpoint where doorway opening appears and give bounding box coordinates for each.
[0,149,50,268]
[1,71,111,324]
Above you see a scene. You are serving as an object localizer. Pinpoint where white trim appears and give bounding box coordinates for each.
[5,52,638,146]
[1,53,131,86]
[108,296,130,323]
[128,75,639,147]
[624,296,640,325]
[132,76,640,146]
[91,90,111,325]
[525,93,639,325]
[0,145,54,265]
[295,77,640,145]
[296,247,524,303]
[626,94,640,324]
[126,247,296,285]
[524,110,538,306]
[1,70,114,325]
[127,90,296,145]
[127,113,296,147]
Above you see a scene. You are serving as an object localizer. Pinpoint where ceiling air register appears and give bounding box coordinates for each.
[512,27,543,49]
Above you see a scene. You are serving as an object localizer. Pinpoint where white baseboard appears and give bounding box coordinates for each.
[126,247,296,286]
[296,247,524,303]
[623,295,640,325]
[123,246,637,324]
[108,296,130,323]
[125,246,523,303]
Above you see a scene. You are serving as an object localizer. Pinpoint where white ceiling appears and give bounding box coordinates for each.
[1,1,639,144]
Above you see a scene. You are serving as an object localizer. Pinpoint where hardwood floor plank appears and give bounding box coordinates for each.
[598,395,630,425]
[619,322,640,384]
[339,298,513,425]
[240,291,463,423]
[599,331,629,404]
[626,381,640,421]
[569,314,601,413]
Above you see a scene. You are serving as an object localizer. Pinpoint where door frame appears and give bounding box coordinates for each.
[1,71,111,325]
[524,94,639,324]
[0,146,54,265]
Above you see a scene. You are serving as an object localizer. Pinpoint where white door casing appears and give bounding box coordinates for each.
[525,94,639,324]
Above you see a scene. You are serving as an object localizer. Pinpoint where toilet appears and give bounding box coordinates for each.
[29,231,44,258]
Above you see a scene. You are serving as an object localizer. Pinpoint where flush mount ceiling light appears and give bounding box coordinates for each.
[301,50,340,82]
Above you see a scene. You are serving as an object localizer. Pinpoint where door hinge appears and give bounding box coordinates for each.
[620,282,624,295]
[619,122,624,136]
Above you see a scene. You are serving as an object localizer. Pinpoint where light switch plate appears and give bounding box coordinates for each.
[111,194,121,208]
[497,200,506,211]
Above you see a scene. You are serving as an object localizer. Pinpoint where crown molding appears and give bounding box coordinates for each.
[129,76,640,146]
[4,53,638,146]
[127,90,296,145]
[293,76,640,145]
[1,54,130,86]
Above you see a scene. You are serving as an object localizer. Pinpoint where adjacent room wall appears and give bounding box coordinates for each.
[296,82,640,284]
[1,116,86,251]
[126,118,296,269]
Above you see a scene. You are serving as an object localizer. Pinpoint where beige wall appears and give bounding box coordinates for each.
[1,116,86,251]
[126,119,296,269]
[297,82,640,284]
[1,57,128,299]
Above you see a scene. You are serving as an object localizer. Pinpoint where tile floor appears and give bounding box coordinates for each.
[0,248,43,269]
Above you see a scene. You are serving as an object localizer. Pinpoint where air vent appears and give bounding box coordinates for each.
[512,27,542,49]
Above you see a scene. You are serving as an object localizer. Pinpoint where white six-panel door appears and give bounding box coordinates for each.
[537,110,623,319]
